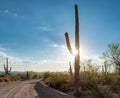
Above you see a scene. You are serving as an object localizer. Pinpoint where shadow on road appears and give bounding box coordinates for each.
[34,82,73,98]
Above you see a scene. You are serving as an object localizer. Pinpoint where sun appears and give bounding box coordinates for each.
[62,44,87,63]
[72,48,78,55]
[72,45,87,58]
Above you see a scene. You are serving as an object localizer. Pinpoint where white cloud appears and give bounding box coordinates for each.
[0,9,20,17]
[13,13,18,17]
[0,52,102,72]
[37,25,52,31]
[5,9,18,16]
[51,44,58,47]
[0,51,8,58]
[0,48,6,51]
[5,9,8,13]
[0,47,103,72]
[0,50,68,72]
[49,44,66,48]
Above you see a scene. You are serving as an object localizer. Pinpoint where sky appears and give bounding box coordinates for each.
[0,0,120,72]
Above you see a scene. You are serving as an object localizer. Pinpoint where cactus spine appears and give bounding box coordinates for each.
[3,58,12,75]
[65,4,80,94]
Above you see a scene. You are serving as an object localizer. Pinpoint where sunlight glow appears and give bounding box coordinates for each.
[62,44,88,64]
[72,48,78,55]
[80,46,86,59]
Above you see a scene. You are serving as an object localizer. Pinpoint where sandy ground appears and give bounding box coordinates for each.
[0,79,74,98]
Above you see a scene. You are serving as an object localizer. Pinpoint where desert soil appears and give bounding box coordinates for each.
[0,79,74,98]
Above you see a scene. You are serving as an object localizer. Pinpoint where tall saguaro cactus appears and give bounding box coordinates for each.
[65,4,80,95]
[3,58,12,75]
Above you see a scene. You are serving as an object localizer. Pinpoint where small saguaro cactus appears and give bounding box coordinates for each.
[68,62,73,75]
[102,61,108,76]
[65,4,80,95]
[102,61,110,83]
[3,58,12,75]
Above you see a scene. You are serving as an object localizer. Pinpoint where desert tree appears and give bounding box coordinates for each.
[101,43,120,75]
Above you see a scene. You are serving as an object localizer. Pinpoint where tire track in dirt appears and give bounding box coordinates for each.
[5,82,27,98]
[0,81,21,98]
[0,79,74,98]
[0,80,39,98]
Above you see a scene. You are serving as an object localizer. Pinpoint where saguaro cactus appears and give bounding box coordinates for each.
[102,61,108,76]
[68,62,73,75]
[3,58,12,75]
[65,4,80,95]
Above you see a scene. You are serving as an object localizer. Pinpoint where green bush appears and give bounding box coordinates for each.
[14,75,21,80]
[2,75,12,82]
[46,74,67,88]
[88,83,104,98]
[44,73,73,92]
[26,71,41,79]
[42,72,51,80]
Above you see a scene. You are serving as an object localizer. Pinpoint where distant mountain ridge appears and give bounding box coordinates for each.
[0,71,69,75]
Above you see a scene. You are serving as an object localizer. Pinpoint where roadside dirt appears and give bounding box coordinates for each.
[0,79,74,98]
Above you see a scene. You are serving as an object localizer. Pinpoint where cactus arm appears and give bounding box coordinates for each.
[3,64,7,74]
[9,67,12,72]
[3,64,6,70]
[65,32,73,54]
[6,58,8,69]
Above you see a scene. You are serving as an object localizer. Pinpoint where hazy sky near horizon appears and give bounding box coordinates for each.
[0,0,120,72]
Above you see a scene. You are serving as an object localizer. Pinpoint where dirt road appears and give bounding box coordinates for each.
[0,79,74,98]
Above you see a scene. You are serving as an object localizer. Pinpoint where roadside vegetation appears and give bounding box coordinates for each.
[0,71,41,83]
[0,58,41,83]
[0,43,119,98]
[41,43,120,98]
[42,63,119,98]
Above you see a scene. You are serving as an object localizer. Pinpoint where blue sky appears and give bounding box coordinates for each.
[0,0,120,72]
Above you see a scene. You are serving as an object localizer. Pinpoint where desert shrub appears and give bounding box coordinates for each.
[19,73,28,80]
[0,74,15,82]
[14,74,22,80]
[0,77,4,82]
[101,72,115,85]
[80,70,106,98]
[80,71,99,90]
[42,72,51,80]
[110,77,120,95]
[46,74,67,87]
[44,73,73,92]
[80,67,120,98]
[2,75,12,82]
[4,77,10,82]
[87,82,104,98]
[31,72,41,79]
[26,71,33,79]
[0,72,41,82]
[26,71,40,80]
[0,74,4,77]
[33,74,40,79]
